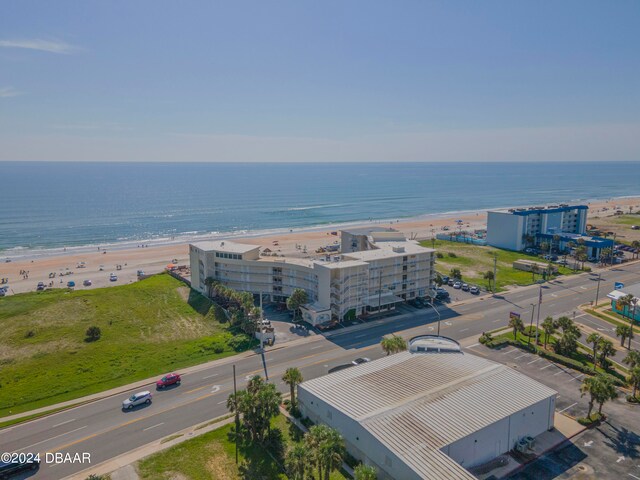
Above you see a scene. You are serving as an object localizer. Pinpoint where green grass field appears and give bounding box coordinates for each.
[611,214,640,226]
[137,414,349,480]
[420,239,576,291]
[0,274,256,418]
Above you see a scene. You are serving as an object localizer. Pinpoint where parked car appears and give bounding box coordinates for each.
[0,458,40,478]
[36,282,45,291]
[122,391,152,410]
[632,225,639,230]
[408,299,424,308]
[461,283,469,291]
[83,279,92,286]
[453,281,462,289]
[109,273,118,282]
[67,280,75,288]
[351,357,370,366]
[137,270,145,277]
[447,279,455,286]
[441,275,450,284]
[156,373,181,389]
[470,286,480,294]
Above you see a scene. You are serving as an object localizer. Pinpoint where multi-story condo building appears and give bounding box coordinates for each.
[189,230,436,325]
[486,204,588,251]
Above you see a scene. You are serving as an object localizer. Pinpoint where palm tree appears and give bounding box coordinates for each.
[483,270,495,292]
[540,241,549,254]
[580,375,599,419]
[541,316,556,349]
[285,444,311,480]
[601,247,613,266]
[632,240,640,260]
[580,374,617,419]
[531,264,540,282]
[623,350,640,368]
[617,293,635,349]
[597,338,615,370]
[287,288,309,323]
[305,425,345,480]
[586,333,601,362]
[354,464,378,480]
[509,315,524,340]
[380,335,407,356]
[283,367,304,407]
[616,325,632,347]
[628,366,640,399]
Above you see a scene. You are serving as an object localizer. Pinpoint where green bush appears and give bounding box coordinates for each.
[577,413,602,426]
[436,252,444,259]
[84,326,102,342]
[227,333,256,352]
[537,349,590,372]
[447,252,457,258]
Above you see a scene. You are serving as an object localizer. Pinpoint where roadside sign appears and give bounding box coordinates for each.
[615,282,624,290]
[509,312,521,321]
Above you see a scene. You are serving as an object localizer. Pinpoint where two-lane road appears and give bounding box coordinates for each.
[3,261,640,479]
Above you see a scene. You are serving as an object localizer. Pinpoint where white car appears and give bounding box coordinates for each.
[469,286,480,294]
[352,357,371,366]
[122,391,152,410]
[109,273,118,282]
[453,281,462,289]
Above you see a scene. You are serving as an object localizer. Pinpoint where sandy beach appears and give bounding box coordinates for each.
[1,197,639,295]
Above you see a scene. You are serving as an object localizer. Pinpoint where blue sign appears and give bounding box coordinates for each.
[615,282,624,290]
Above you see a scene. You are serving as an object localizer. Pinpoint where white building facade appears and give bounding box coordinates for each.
[189,233,436,324]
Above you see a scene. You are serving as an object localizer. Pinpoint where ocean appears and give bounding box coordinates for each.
[1,161,639,258]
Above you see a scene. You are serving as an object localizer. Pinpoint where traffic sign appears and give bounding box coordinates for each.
[615,282,624,290]
[509,312,521,321]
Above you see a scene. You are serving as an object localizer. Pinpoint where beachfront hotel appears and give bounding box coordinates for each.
[189,230,436,325]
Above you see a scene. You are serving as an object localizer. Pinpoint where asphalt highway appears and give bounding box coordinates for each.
[3,261,640,479]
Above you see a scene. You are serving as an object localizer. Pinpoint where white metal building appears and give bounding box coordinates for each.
[298,336,557,479]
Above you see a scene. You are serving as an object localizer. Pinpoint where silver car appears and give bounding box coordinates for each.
[122,391,152,410]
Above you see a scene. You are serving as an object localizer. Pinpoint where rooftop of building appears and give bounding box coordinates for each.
[299,341,557,480]
[344,240,434,261]
[607,282,640,301]
[490,204,588,215]
[190,240,260,254]
[342,227,399,236]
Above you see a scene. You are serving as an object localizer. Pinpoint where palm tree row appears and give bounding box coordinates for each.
[616,293,638,349]
[204,278,262,333]
[285,424,345,480]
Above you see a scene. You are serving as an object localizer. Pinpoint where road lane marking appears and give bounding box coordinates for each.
[52,418,76,428]
[540,364,554,370]
[466,343,480,348]
[217,400,227,405]
[17,425,87,452]
[558,402,577,413]
[310,345,323,350]
[202,373,219,379]
[460,328,469,332]
[143,422,164,431]
[492,319,501,323]
[354,334,367,339]
[182,385,209,395]
[527,358,542,365]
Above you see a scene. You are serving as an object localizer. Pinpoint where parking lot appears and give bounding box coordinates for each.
[466,342,640,480]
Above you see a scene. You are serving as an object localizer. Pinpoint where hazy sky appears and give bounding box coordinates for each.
[1,1,639,162]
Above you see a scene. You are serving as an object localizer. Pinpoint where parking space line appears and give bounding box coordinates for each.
[540,364,554,370]
[572,373,585,381]
[558,402,577,413]
[502,349,517,355]
[553,369,567,376]
[628,474,640,480]
[527,358,542,365]
[515,353,529,359]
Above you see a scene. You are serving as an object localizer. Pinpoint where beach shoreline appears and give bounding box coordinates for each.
[1,196,639,295]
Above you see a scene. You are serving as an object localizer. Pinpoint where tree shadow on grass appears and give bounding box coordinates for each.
[238,428,285,480]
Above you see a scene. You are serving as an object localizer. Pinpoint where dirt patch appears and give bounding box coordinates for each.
[176,286,190,302]
[206,442,239,479]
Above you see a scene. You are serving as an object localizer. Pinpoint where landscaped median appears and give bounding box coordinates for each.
[0,273,258,419]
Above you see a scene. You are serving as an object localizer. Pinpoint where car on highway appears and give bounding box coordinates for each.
[453,281,462,289]
[36,282,45,291]
[0,458,40,478]
[67,280,75,288]
[470,286,480,294]
[156,373,181,389]
[109,273,118,282]
[83,279,92,286]
[122,391,152,410]
[352,357,370,366]
[461,283,469,291]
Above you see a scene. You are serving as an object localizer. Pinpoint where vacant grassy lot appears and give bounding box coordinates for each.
[137,414,348,480]
[0,274,255,417]
[421,239,575,291]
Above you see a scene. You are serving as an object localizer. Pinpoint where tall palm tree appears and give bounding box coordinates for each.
[285,444,311,480]
[616,325,632,347]
[632,240,640,260]
[623,350,640,368]
[483,270,495,292]
[509,315,524,340]
[618,293,635,349]
[597,338,615,370]
[283,367,304,407]
[305,425,345,480]
[541,316,556,349]
[586,333,601,362]
[628,366,640,399]
[580,376,599,420]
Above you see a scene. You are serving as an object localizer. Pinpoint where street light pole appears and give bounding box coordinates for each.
[594,273,602,306]
[233,364,238,464]
[527,303,535,346]
[534,285,542,347]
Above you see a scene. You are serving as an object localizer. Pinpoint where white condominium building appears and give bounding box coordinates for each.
[189,230,436,325]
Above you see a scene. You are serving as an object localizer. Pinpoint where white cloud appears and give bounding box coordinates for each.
[0,86,21,98]
[0,38,79,54]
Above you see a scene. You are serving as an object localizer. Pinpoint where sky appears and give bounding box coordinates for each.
[1,1,639,162]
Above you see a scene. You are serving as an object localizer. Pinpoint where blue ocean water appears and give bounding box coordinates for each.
[1,161,639,256]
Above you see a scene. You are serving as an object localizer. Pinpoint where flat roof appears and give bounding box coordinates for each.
[607,282,640,301]
[344,242,434,261]
[314,259,369,269]
[490,205,588,215]
[190,240,260,254]
[300,351,556,480]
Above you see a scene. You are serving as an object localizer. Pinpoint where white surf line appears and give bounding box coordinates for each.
[558,402,577,413]
[143,422,165,432]
[202,373,219,379]
[52,418,76,428]
[17,425,87,452]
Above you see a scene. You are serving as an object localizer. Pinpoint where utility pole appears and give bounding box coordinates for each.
[527,303,535,346]
[233,365,239,464]
[534,285,542,347]
[594,273,602,306]
[492,254,497,294]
